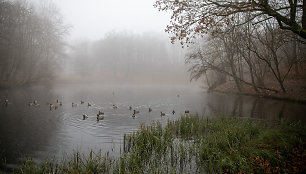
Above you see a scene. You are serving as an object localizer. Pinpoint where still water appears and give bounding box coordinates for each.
[0,84,305,167]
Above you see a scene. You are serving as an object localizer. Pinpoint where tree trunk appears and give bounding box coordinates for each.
[204,71,212,89]
[293,34,299,75]
[229,58,242,92]
[303,0,306,29]
[249,65,259,93]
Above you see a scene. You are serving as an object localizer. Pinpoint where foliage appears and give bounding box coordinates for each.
[154,0,306,44]
[154,0,306,94]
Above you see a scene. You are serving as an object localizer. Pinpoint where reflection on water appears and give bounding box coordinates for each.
[0,84,305,168]
[204,93,306,122]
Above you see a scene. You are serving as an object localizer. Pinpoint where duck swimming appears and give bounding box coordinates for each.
[28,101,34,106]
[97,114,104,120]
[83,114,88,120]
[4,99,8,106]
[133,110,140,114]
[49,104,53,110]
[160,112,165,116]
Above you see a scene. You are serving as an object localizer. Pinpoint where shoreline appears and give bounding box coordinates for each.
[4,115,305,173]
[210,81,306,104]
[212,88,306,104]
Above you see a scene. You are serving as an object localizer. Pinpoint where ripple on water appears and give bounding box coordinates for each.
[4,84,305,166]
[54,101,171,144]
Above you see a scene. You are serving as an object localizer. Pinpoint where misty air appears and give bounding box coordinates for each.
[0,0,306,173]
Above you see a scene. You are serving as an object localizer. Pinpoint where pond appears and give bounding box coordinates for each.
[0,84,305,168]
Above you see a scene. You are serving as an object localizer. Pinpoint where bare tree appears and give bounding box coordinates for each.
[0,0,68,87]
[154,0,306,44]
[185,25,282,93]
[249,21,294,93]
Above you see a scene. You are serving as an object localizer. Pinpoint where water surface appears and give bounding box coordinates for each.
[0,84,305,167]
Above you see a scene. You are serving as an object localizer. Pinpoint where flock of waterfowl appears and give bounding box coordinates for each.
[3,93,190,122]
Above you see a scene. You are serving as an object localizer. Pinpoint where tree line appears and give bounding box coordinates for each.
[0,0,68,87]
[155,0,306,93]
[66,32,187,84]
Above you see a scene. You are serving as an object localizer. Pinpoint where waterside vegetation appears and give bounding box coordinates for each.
[9,115,306,173]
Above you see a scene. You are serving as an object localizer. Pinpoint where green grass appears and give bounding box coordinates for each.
[10,115,306,173]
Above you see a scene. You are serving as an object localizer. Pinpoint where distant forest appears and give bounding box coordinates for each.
[0,0,188,87]
[0,0,68,87]
[3,0,305,90]
[65,32,187,84]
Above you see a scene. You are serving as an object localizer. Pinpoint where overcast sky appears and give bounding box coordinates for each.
[50,0,171,40]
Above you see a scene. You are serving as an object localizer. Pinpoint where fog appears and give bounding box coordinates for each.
[1,0,306,171]
[51,0,171,40]
[0,0,195,87]
[2,0,305,89]
[52,0,189,85]
[59,32,189,84]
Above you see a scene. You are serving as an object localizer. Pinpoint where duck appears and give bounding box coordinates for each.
[98,111,104,115]
[81,100,84,104]
[56,99,59,103]
[54,105,58,110]
[185,110,190,114]
[60,102,62,106]
[83,114,88,120]
[72,103,77,107]
[132,113,135,118]
[4,99,8,105]
[149,108,152,112]
[133,110,140,114]
[113,104,118,109]
[88,103,92,107]
[28,101,34,106]
[160,112,166,116]
[33,100,40,107]
[97,114,104,120]
[49,104,53,110]
[172,110,175,114]
[129,106,132,110]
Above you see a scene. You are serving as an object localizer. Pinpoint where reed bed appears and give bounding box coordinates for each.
[12,115,306,173]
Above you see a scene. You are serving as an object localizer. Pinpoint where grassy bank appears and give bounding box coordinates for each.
[10,115,306,173]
